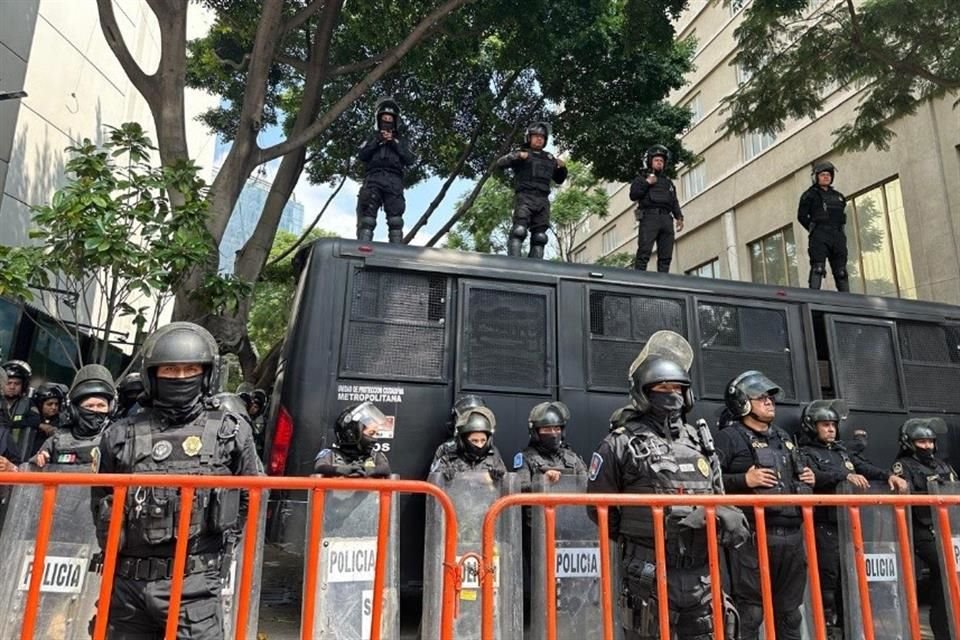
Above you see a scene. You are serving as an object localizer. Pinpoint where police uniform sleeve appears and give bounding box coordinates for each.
[852,453,891,482]
[586,438,622,535]
[314,449,348,477]
[232,420,262,477]
[396,138,415,166]
[358,134,380,163]
[807,454,848,491]
[797,190,814,230]
[91,423,125,548]
[368,452,392,478]
[34,434,55,462]
[496,151,520,169]
[669,179,683,220]
[512,451,533,492]
[714,429,750,493]
[629,175,650,202]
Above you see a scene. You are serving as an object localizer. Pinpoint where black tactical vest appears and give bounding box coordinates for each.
[516,151,558,195]
[49,429,102,468]
[736,424,805,520]
[617,423,714,542]
[120,410,241,550]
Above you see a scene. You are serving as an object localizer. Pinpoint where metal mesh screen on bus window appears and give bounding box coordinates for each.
[698,303,795,398]
[464,288,548,390]
[833,322,902,410]
[588,291,685,389]
[341,270,447,379]
[899,322,960,411]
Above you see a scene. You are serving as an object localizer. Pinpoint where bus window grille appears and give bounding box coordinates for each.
[833,322,902,410]
[899,322,960,411]
[464,288,548,390]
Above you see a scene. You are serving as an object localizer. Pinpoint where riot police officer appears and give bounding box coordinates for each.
[430,394,499,465]
[892,418,956,640]
[429,406,506,481]
[588,332,747,640]
[630,145,683,272]
[313,401,391,478]
[33,365,115,469]
[115,372,144,419]
[2,360,40,457]
[33,382,65,438]
[497,122,568,258]
[513,401,586,491]
[798,161,849,291]
[356,98,415,243]
[714,371,816,640]
[91,322,260,639]
[798,400,906,637]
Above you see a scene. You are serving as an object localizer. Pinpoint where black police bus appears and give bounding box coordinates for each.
[265,238,960,596]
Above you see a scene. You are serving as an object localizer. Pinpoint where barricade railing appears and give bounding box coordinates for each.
[480,492,960,640]
[0,472,461,640]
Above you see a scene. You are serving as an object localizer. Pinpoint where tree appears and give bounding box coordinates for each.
[0,123,227,366]
[595,252,635,268]
[551,161,609,262]
[445,178,514,254]
[721,0,960,151]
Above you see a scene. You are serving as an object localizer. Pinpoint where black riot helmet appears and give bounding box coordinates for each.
[139,322,219,399]
[724,370,781,417]
[644,144,671,170]
[629,358,693,412]
[800,399,848,437]
[812,160,836,185]
[448,394,487,432]
[69,364,116,407]
[2,359,32,382]
[524,122,550,147]
[455,406,496,461]
[899,417,945,454]
[375,97,401,131]
[33,383,65,410]
[212,392,250,416]
[116,372,144,403]
[528,401,570,446]
[335,401,386,453]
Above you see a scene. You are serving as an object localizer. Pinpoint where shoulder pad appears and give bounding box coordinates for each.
[513,452,524,469]
[216,412,240,439]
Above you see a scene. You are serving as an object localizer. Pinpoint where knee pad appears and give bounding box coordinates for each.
[510,223,528,241]
[738,603,763,632]
[531,231,548,247]
[811,262,827,276]
[674,606,714,639]
[780,608,803,629]
[834,267,848,280]
[358,214,377,230]
[386,214,404,230]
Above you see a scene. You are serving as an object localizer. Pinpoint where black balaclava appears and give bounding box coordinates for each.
[153,374,204,425]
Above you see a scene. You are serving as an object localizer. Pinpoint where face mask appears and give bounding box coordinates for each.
[461,437,491,462]
[648,391,684,417]
[538,433,562,453]
[915,447,935,462]
[153,375,204,424]
[76,407,108,437]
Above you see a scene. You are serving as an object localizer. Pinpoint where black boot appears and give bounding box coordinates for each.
[507,237,523,257]
[357,227,374,242]
[388,229,403,244]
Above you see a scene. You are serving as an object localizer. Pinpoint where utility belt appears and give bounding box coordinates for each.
[635,207,673,222]
[623,537,709,570]
[115,552,221,581]
[365,168,403,179]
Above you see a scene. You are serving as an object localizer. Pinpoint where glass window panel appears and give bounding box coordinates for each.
[853,187,897,297]
[28,318,79,384]
[749,241,765,284]
[763,231,788,286]
[885,179,917,299]
[784,225,799,286]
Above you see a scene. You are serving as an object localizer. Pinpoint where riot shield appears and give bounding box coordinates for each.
[838,482,911,640]
[930,480,960,640]
[530,473,603,640]
[0,463,100,639]
[303,481,399,640]
[222,489,268,640]
[421,471,522,640]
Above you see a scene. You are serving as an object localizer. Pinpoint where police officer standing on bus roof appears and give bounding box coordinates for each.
[892,418,956,640]
[430,406,506,481]
[588,331,748,640]
[33,382,66,437]
[513,401,586,491]
[497,122,568,259]
[798,400,906,637]
[630,145,683,273]
[714,370,815,640]
[314,401,391,478]
[32,365,116,469]
[91,322,261,639]
[355,98,415,243]
[798,161,849,291]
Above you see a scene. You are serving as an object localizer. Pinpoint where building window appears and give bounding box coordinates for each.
[742,131,777,161]
[681,164,707,199]
[845,177,916,298]
[602,226,619,254]
[685,93,704,126]
[735,63,753,86]
[749,225,799,287]
[686,258,719,279]
[572,248,587,263]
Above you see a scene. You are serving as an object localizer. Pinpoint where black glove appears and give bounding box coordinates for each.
[442,467,457,482]
[488,468,505,482]
[717,505,750,549]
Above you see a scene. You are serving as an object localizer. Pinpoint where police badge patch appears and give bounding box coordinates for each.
[697,457,711,478]
[845,460,855,471]
[182,435,203,457]
[892,461,904,476]
[90,447,100,473]
[513,453,524,470]
[152,440,173,462]
[589,452,603,481]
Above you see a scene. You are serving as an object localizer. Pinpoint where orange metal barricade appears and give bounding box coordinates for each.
[480,492,960,640]
[0,472,461,640]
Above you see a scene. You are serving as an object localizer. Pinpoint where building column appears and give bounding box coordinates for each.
[722,209,740,280]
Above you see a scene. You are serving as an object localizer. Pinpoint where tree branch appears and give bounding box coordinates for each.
[266,173,348,268]
[234,0,287,143]
[96,0,158,104]
[277,54,308,74]
[257,0,476,165]
[326,47,398,78]
[284,0,326,34]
